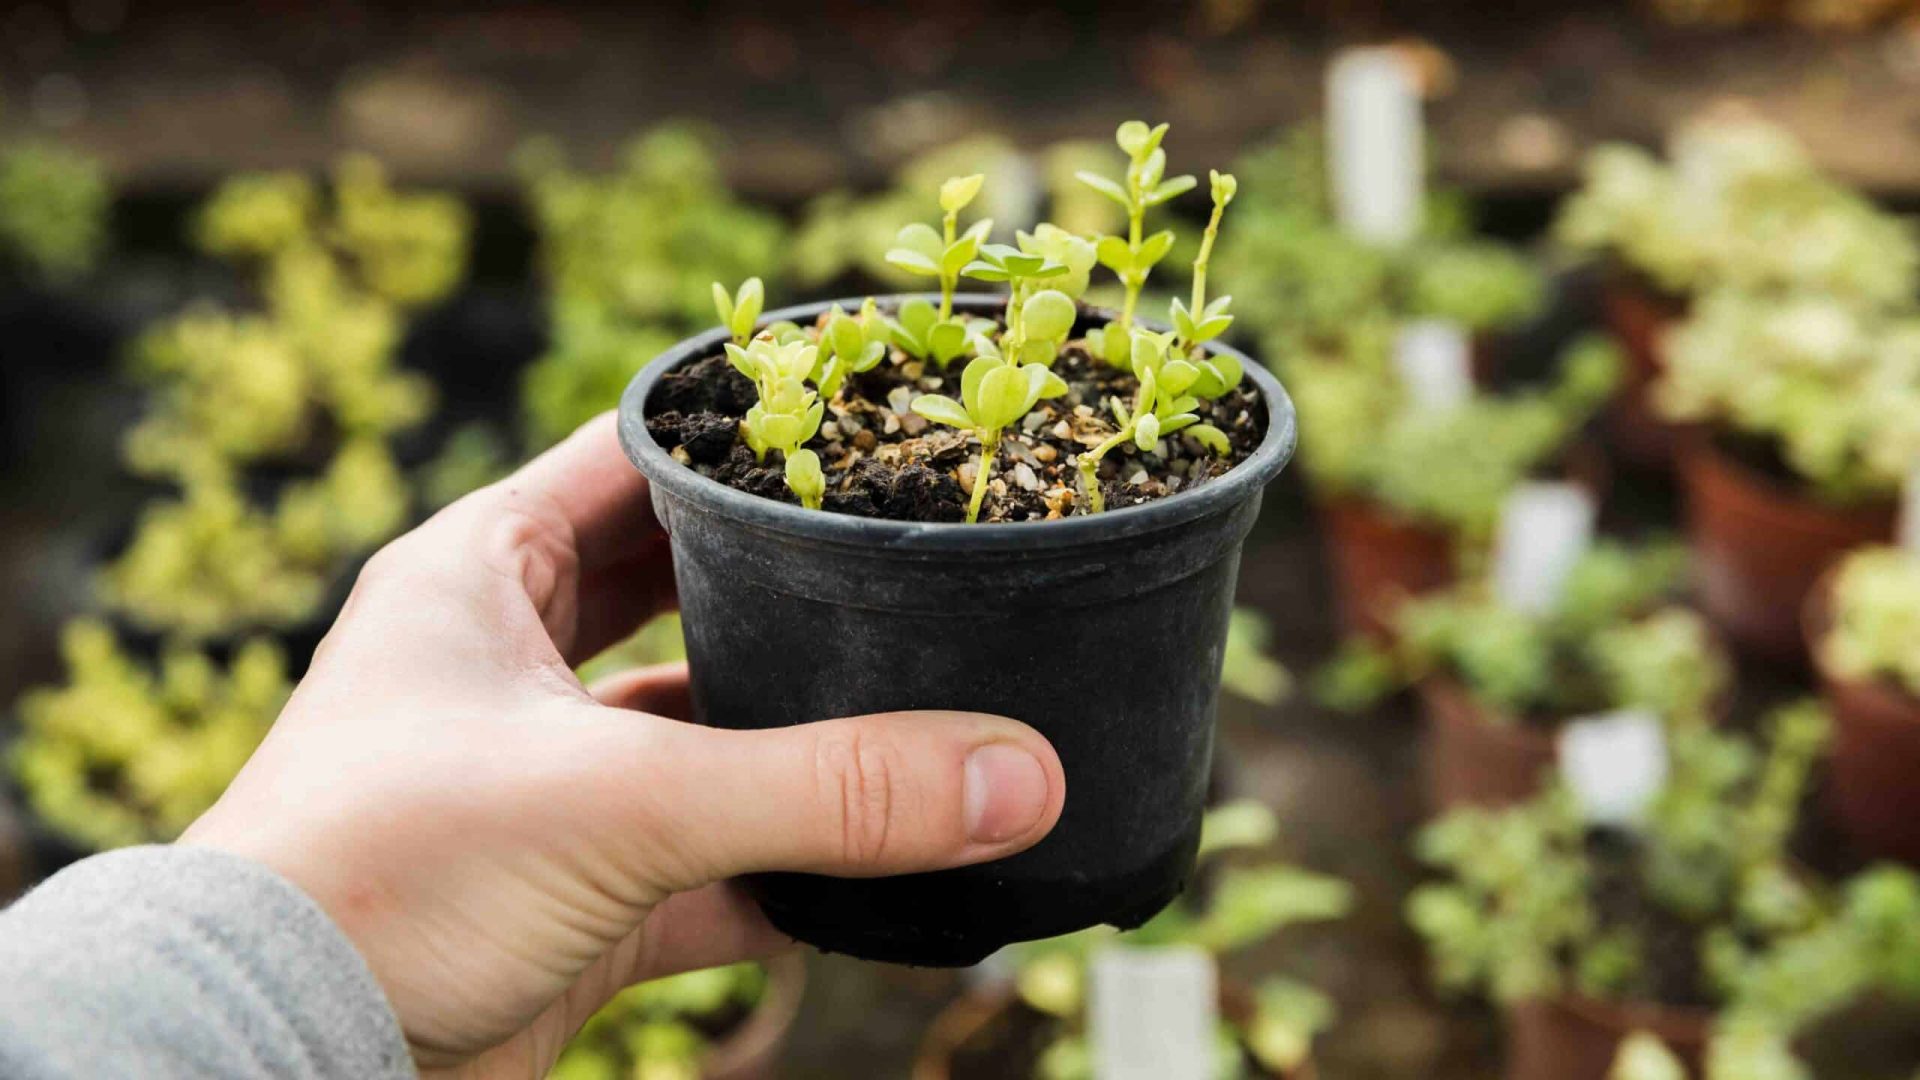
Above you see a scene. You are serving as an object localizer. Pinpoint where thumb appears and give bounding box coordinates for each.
[618,709,1065,890]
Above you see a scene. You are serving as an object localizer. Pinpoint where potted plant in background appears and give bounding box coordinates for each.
[8,619,289,889]
[1554,114,1915,469]
[1280,332,1616,638]
[1606,864,1920,1079]
[620,121,1294,965]
[518,126,788,451]
[101,157,467,653]
[1656,289,1920,660]
[913,801,1350,1080]
[1320,542,1726,810]
[549,958,807,1080]
[1805,548,1920,865]
[1408,702,1844,1080]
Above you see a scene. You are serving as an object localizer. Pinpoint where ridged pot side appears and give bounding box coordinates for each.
[619,296,1297,966]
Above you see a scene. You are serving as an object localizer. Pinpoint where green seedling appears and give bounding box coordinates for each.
[725,336,826,508]
[1079,120,1195,364]
[886,173,993,322]
[912,355,1068,523]
[1169,171,1239,365]
[888,297,973,368]
[813,298,890,398]
[1076,330,1230,513]
[710,277,765,345]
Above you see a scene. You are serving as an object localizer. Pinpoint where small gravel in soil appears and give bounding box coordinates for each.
[644,309,1265,524]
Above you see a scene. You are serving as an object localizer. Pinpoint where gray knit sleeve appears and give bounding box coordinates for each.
[0,845,413,1079]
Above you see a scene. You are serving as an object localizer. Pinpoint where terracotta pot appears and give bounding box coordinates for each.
[1417,679,1558,812]
[1506,995,1710,1080]
[705,953,807,1080]
[1317,496,1455,641]
[1805,580,1920,868]
[1599,274,1691,470]
[913,984,1311,1080]
[1681,440,1895,663]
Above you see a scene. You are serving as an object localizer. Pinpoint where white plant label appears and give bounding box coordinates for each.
[1326,47,1424,246]
[1395,319,1473,412]
[1901,458,1920,556]
[1492,482,1597,616]
[1558,709,1668,828]
[1090,945,1218,1080]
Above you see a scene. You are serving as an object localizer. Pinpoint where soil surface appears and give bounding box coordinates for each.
[645,311,1266,524]
[1584,833,1716,1010]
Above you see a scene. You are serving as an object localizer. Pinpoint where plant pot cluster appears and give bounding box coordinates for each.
[1804,558,1920,868]
[1683,440,1894,663]
[1597,272,1692,469]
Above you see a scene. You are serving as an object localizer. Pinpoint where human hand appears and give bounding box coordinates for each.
[181,414,1065,1078]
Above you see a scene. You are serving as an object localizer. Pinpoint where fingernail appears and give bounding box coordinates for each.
[964,743,1050,844]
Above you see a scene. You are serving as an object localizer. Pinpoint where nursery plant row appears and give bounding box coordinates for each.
[3,110,1920,1079]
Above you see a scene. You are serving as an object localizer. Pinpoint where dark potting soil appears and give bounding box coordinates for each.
[944,998,1284,1080]
[644,320,1266,524]
[1583,833,1716,1010]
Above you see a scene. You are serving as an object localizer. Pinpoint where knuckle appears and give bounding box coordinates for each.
[813,725,903,867]
[478,490,581,606]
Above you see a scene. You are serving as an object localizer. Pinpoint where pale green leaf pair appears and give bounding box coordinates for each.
[888,297,971,368]
[711,278,764,343]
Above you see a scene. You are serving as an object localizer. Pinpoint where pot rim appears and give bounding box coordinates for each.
[618,293,1297,553]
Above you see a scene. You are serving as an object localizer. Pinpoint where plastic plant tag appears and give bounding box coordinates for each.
[1901,459,1920,556]
[1492,482,1597,616]
[1326,47,1424,246]
[1394,319,1473,412]
[1090,945,1218,1080]
[1558,709,1668,828]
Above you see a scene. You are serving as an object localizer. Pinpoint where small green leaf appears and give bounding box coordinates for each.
[961,355,999,413]
[1160,359,1200,398]
[1205,295,1233,318]
[1095,235,1133,274]
[1190,423,1231,455]
[1138,230,1176,268]
[1023,290,1077,342]
[1076,171,1132,208]
[940,237,978,277]
[1116,120,1153,158]
[1100,323,1132,368]
[894,223,944,258]
[885,248,941,277]
[940,173,985,215]
[1210,170,1237,206]
[724,343,756,382]
[1193,314,1234,341]
[960,260,1010,283]
[976,363,1031,430]
[1145,175,1197,207]
[1160,414,1199,435]
[899,297,937,335]
[828,313,864,363]
[733,277,764,337]
[1039,370,1069,398]
[962,219,995,245]
[1135,412,1161,451]
[929,321,969,365]
[712,282,734,326]
[1138,147,1166,191]
[854,340,887,372]
[785,448,826,510]
[911,394,975,430]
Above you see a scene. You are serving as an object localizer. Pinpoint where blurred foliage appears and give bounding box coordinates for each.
[1319,541,1724,721]
[1821,547,1920,695]
[12,620,289,850]
[101,442,410,640]
[549,962,769,1080]
[1659,288,1920,502]
[1221,609,1291,708]
[1215,126,1543,352]
[0,141,109,283]
[519,125,784,450]
[1286,330,1617,541]
[1407,700,1916,1071]
[1556,115,1916,304]
[1003,800,1350,1079]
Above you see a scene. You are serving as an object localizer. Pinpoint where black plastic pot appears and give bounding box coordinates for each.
[617,295,1297,966]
